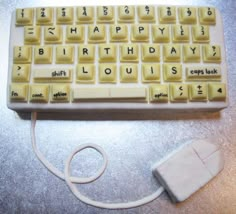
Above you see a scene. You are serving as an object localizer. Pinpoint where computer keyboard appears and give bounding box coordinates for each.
[7,5,228,111]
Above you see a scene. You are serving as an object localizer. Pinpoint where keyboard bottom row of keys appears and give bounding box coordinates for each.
[9,83,226,103]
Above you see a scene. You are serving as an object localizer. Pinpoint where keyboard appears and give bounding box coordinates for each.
[7,5,228,111]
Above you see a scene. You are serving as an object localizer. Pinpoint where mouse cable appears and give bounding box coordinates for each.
[31,112,164,209]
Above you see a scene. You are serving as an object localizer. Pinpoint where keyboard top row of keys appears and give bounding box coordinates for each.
[15,6,216,26]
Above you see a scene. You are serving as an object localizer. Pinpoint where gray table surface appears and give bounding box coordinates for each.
[1,0,236,213]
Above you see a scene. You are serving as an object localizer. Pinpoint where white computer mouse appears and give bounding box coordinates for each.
[152,139,224,202]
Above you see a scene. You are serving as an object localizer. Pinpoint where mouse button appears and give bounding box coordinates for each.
[191,139,219,160]
[203,149,224,177]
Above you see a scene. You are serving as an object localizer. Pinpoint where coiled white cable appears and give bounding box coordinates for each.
[31,112,164,209]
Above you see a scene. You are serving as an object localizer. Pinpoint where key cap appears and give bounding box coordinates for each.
[120,64,138,83]
[66,25,84,43]
[24,26,41,45]
[56,46,74,64]
[142,64,160,83]
[34,68,72,82]
[208,83,226,101]
[192,25,209,43]
[14,46,32,64]
[178,7,197,24]
[163,44,181,62]
[99,44,116,62]
[172,25,189,43]
[110,88,146,100]
[51,84,70,102]
[16,8,33,26]
[170,83,188,102]
[88,25,106,43]
[152,25,170,43]
[12,64,30,82]
[159,6,176,23]
[186,66,221,80]
[99,64,117,83]
[183,45,200,62]
[110,24,128,42]
[10,84,28,102]
[36,7,53,25]
[77,6,94,23]
[189,83,207,101]
[56,7,74,24]
[73,88,110,100]
[76,64,95,83]
[163,64,182,82]
[97,6,114,23]
[120,44,139,62]
[34,46,52,64]
[150,85,169,102]
[199,7,216,25]
[142,44,160,62]
[138,5,155,22]
[30,84,49,102]
[44,26,62,44]
[78,45,95,62]
[118,5,135,22]
[132,24,149,42]
[203,45,221,63]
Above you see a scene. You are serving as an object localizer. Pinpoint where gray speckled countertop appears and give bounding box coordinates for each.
[1,0,236,213]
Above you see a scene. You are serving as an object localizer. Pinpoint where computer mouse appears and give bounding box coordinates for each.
[152,139,224,202]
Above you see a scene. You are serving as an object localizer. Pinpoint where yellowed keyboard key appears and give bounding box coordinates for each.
[163,44,181,62]
[158,6,176,23]
[51,84,70,102]
[34,46,52,64]
[183,45,200,62]
[16,8,33,26]
[120,44,139,62]
[24,26,41,45]
[132,24,149,42]
[10,84,28,102]
[142,44,160,62]
[150,85,169,102]
[77,6,94,23]
[189,83,207,101]
[138,5,155,22]
[99,64,116,83]
[34,69,72,83]
[66,25,84,43]
[192,25,209,43]
[172,25,189,43]
[178,7,197,24]
[152,25,170,43]
[208,83,226,101]
[110,24,128,42]
[203,45,221,63]
[199,7,216,25]
[14,46,32,64]
[97,6,114,23]
[99,44,116,62]
[44,26,62,44]
[56,46,74,64]
[118,5,135,22]
[170,83,188,102]
[56,7,74,24]
[142,64,160,83]
[30,84,49,102]
[36,7,53,25]
[12,64,30,82]
[78,45,95,63]
[120,64,138,83]
[88,25,106,43]
[163,64,182,82]
[76,64,95,83]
